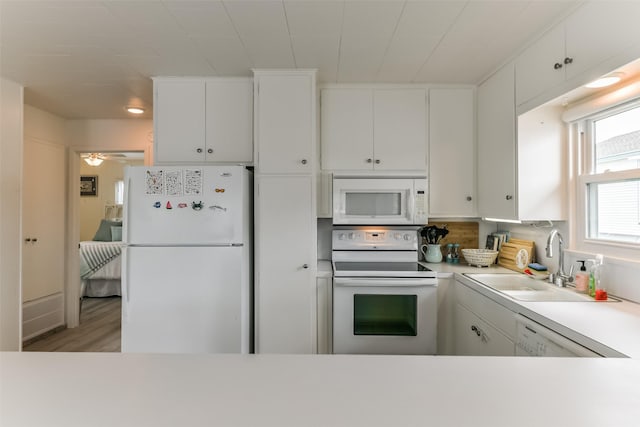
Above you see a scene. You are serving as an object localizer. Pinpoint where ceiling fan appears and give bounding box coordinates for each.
[81,152,140,166]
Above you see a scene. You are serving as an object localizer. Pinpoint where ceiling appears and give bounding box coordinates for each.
[0,0,581,120]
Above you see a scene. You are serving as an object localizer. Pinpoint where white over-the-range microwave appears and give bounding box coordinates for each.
[332,176,428,225]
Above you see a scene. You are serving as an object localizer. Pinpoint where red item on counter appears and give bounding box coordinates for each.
[595,289,608,301]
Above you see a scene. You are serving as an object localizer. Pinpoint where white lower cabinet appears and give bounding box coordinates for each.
[316,276,332,354]
[454,280,516,356]
[454,303,514,356]
[255,176,316,354]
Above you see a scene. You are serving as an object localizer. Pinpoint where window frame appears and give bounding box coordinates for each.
[574,99,640,258]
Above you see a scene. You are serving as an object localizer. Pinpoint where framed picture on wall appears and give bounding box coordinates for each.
[80,175,98,196]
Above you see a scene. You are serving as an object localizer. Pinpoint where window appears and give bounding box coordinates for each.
[114,180,124,205]
[579,101,640,245]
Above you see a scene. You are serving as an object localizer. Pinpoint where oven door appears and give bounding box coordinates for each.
[332,178,418,225]
[333,277,437,355]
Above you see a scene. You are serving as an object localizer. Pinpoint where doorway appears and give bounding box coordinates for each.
[23,150,145,352]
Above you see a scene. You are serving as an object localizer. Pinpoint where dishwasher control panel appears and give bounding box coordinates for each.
[515,314,602,358]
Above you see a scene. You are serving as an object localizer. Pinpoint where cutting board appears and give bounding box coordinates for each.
[498,238,535,272]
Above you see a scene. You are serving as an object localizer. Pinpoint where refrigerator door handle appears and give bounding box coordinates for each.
[124,176,132,244]
[122,247,131,322]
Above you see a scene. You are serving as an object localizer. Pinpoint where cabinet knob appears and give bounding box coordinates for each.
[302,264,309,269]
[375,159,381,164]
[553,62,563,70]
[25,238,31,242]
[196,148,203,153]
[301,159,308,165]
[466,196,472,201]
[564,57,573,65]
[207,148,213,154]
[505,195,513,200]
[366,158,372,163]
[32,238,38,242]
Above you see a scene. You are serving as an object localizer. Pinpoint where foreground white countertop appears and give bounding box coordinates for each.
[1,352,639,427]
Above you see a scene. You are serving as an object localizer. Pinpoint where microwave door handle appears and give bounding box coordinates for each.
[408,188,416,223]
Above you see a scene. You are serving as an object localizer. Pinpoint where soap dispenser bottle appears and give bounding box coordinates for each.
[575,260,589,293]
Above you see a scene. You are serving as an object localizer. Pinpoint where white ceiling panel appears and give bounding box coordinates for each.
[0,0,586,119]
[284,0,344,37]
[377,35,441,82]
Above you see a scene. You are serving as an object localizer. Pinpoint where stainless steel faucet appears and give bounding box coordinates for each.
[545,229,573,287]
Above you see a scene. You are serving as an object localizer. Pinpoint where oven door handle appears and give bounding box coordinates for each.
[334,277,437,287]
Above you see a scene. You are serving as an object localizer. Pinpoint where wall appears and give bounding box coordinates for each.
[66,119,153,154]
[80,158,143,241]
[0,77,23,351]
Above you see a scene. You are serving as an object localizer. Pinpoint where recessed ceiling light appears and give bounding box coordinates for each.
[126,107,145,114]
[584,72,624,89]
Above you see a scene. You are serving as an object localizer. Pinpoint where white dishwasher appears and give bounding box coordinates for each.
[515,314,602,357]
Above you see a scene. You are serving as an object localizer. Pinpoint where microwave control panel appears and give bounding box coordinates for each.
[414,179,428,224]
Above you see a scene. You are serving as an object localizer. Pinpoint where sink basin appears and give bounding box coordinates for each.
[463,273,620,302]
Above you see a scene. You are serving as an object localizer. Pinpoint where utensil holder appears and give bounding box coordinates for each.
[422,244,443,263]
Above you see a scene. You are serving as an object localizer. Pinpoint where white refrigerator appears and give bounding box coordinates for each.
[121,165,252,354]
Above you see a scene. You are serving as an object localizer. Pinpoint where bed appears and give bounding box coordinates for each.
[80,216,123,298]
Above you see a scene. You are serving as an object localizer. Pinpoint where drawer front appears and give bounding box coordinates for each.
[455,280,516,340]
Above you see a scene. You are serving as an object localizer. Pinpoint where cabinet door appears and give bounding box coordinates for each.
[154,80,206,163]
[320,89,374,171]
[255,176,316,353]
[374,89,427,171]
[428,88,476,217]
[515,25,565,106]
[454,303,514,356]
[564,1,640,82]
[316,276,332,354]
[255,74,314,174]
[205,80,253,163]
[477,65,517,220]
[22,139,65,302]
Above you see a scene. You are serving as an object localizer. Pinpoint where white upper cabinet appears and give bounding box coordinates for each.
[205,80,253,163]
[478,64,566,222]
[154,79,206,163]
[254,71,315,174]
[154,78,253,165]
[428,88,476,217]
[477,65,517,221]
[516,1,640,110]
[321,88,427,172]
[320,89,373,171]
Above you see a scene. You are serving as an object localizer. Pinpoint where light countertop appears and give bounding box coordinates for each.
[2,352,639,427]
[455,273,640,358]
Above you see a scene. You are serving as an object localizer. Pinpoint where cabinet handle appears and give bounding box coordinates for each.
[505,195,513,200]
[564,57,573,65]
[466,196,472,201]
[32,238,38,242]
[301,159,308,165]
[375,159,381,164]
[366,158,373,163]
[25,238,31,242]
[471,325,481,336]
[207,148,213,154]
[196,148,203,153]
[553,62,563,70]
[302,264,309,269]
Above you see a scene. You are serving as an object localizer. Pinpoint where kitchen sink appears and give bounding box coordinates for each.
[463,273,620,302]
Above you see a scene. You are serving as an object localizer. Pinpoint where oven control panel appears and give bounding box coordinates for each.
[332,228,418,250]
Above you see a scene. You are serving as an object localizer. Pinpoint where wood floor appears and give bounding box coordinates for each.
[23,297,121,352]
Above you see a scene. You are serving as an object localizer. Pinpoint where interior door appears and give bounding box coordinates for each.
[22,138,65,303]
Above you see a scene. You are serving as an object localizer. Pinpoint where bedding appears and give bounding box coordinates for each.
[79,241,122,297]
